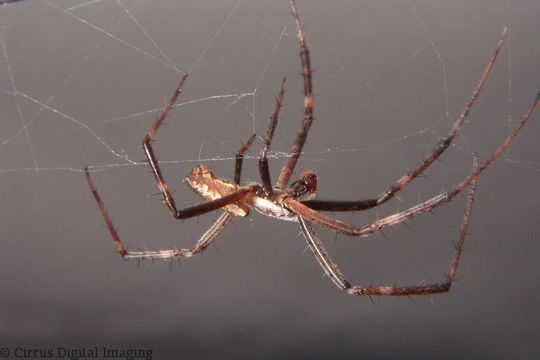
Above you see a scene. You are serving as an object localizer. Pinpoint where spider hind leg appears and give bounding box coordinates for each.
[84,77,259,261]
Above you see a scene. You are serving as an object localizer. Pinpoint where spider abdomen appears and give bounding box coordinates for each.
[185,164,249,216]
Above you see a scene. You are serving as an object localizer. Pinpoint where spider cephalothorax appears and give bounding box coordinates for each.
[85,0,539,296]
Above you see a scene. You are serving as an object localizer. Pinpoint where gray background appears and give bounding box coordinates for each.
[1,1,539,359]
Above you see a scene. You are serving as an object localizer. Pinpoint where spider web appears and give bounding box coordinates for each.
[2,0,539,263]
[1,0,538,178]
[0,0,539,252]
[1,2,540,354]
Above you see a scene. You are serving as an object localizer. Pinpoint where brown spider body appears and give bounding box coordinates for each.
[186,165,317,222]
[84,0,539,296]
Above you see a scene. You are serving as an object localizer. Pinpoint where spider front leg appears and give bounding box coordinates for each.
[288,90,539,237]
[298,174,476,296]
[280,0,506,203]
[276,0,314,189]
[302,25,508,212]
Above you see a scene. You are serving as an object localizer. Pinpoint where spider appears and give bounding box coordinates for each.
[84,0,539,297]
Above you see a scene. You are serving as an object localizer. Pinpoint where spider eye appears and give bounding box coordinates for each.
[291,180,308,197]
[291,171,317,199]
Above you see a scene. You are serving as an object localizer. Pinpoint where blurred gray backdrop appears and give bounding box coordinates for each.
[1,1,539,359]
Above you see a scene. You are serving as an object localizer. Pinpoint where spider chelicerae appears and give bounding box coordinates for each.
[84,0,539,297]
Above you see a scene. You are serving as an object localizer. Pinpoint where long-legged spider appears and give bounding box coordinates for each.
[84,0,539,296]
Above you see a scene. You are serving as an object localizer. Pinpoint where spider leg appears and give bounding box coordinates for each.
[141,74,189,217]
[141,74,254,219]
[276,0,313,189]
[85,75,261,260]
[84,167,255,259]
[302,26,509,212]
[289,90,539,237]
[128,212,233,260]
[299,172,475,296]
[235,133,256,185]
[84,132,259,260]
[298,217,350,291]
[259,77,287,194]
